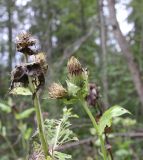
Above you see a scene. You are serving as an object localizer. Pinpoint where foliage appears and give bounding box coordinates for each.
[0,0,143,159]
[31,108,78,160]
[98,105,130,135]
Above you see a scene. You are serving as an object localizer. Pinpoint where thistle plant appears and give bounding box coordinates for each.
[8,32,130,160]
[9,32,50,159]
[9,33,78,160]
[48,56,130,160]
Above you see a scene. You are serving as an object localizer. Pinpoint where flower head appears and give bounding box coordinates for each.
[16,32,37,55]
[48,83,67,99]
[67,56,83,76]
[35,52,46,65]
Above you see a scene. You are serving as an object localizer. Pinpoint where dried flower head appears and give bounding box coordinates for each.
[35,52,46,65]
[48,83,67,99]
[9,62,47,93]
[16,32,37,55]
[67,56,83,76]
[86,83,100,107]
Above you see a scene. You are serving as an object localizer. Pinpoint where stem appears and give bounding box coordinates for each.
[19,121,26,152]
[53,121,62,151]
[81,100,107,160]
[4,136,18,159]
[34,91,49,156]
[25,55,49,157]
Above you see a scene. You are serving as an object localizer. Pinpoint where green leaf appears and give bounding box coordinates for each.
[54,151,72,160]
[44,108,78,159]
[9,87,32,96]
[98,105,131,135]
[24,128,32,140]
[0,103,11,113]
[66,80,80,96]
[15,108,35,120]
[63,98,77,105]
[2,126,6,137]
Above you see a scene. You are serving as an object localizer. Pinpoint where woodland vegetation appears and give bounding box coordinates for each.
[0,0,143,159]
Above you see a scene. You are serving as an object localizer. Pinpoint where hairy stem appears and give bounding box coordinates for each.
[25,55,49,157]
[81,100,107,160]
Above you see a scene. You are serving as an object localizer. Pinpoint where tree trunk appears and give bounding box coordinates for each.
[7,0,13,71]
[99,0,109,108]
[79,0,87,34]
[107,0,143,108]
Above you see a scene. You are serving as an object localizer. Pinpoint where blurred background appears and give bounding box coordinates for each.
[0,0,143,159]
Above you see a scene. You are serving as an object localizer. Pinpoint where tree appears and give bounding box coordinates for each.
[107,0,143,109]
[98,0,109,108]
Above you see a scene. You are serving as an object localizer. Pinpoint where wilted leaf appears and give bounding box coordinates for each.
[15,108,35,120]
[98,105,131,135]
[9,87,32,96]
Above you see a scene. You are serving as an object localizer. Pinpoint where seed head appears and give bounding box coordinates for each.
[67,56,83,76]
[16,32,37,55]
[48,83,67,99]
[35,52,46,65]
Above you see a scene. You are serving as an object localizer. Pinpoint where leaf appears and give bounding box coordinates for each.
[63,98,77,105]
[9,87,32,96]
[2,126,6,137]
[66,80,80,96]
[0,103,11,113]
[24,128,32,140]
[98,105,131,135]
[54,151,72,160]
[15,108,35,120]
[44,108,78,159]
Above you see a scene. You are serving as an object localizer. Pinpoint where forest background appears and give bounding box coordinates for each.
[0,0,143,159]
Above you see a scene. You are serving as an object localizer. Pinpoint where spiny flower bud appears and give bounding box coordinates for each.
[67,56,83,76]
[48,83,67,99]
[16,32,37,55]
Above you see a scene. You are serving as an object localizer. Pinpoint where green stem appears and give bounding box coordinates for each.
[33,91,49,156]
[25,55,49,157]
[4,136,18,159]
[19,121,26,152]
[81,100,107,160]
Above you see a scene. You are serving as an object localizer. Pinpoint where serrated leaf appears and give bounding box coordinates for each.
[0,103,11,113]
[44,108,78,159]
[98,105,131,135]
[66,80,80,96]
[15,108,35,120]
[9,87,32,96]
